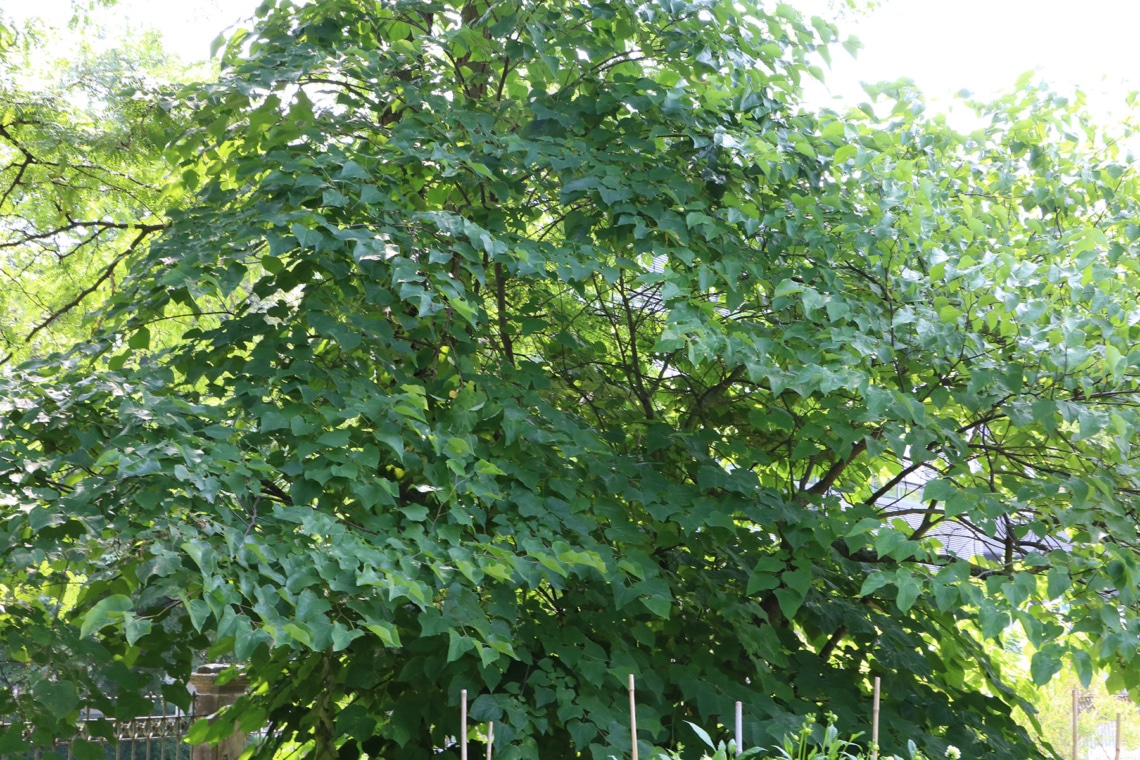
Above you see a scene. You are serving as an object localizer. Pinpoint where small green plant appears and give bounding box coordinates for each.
[656,717,964,760]
[679,720,761,760]
[660,714,864,760]
[770,714,864,760]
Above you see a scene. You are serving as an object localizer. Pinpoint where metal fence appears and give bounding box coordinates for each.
[2,712,193,760]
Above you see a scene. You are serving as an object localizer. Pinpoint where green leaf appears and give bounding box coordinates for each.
[774,588,805,619]
[1074,650,1094,688]
[1046,568,1069,599]
[80,594,134,639]
[859,572,891,597]
[399,504,428,521]
[469,694,503,722]
[447,630,474,663]
[33,680,78,715]
[686,721,715,750]
[641,594,672,619]
[747,568,780,595]
[338,161,372,180]
[894,570,921,612]
[932,581,958,611]
[980,604,1010,640]
[364,621,402,648]
[72,739,104,760]
[938,305,962,323]
[1030,649,1062,685]
[123,613,152,645]
[374,431,405,462]
[0,724,28,755]
[922,479,957,502]
[209,32,227,59]
[845,517,880,537]
[128,326,151,349]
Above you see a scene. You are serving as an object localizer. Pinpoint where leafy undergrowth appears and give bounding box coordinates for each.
[667,716,964,760]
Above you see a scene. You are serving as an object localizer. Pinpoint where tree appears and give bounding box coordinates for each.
[4,1,1140,759]
[0,6,203,364]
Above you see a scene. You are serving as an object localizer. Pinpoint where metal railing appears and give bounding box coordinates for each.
[3,711,193,760]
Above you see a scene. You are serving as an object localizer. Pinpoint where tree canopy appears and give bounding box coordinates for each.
[3,1,1140,759]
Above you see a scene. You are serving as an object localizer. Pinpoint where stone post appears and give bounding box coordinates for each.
[189,664,250,760]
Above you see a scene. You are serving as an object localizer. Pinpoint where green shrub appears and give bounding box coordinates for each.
[662,714,964,760]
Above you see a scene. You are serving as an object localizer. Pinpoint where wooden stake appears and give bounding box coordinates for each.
[871,677,880,760]
[1071,689,1078,760]
[487,721,494,760]
[1116,712,1121,760]
[461,689,468,760]
[629,674,638,760]
[735,701,743,757]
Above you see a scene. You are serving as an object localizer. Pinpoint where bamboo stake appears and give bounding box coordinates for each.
[461,689,468,760]
[487,721,495,760]
[1116,713,1121,760]
[735,701,743,757]
[871,677,880,760]
[629,674,639,760]
[1071,689,1078,760]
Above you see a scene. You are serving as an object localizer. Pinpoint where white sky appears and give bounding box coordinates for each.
[5,0,1139,119]
[1,0,259,61]
[800,0,1140,117]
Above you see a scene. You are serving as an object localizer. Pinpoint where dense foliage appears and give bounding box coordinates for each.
[4,1,1140,759]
